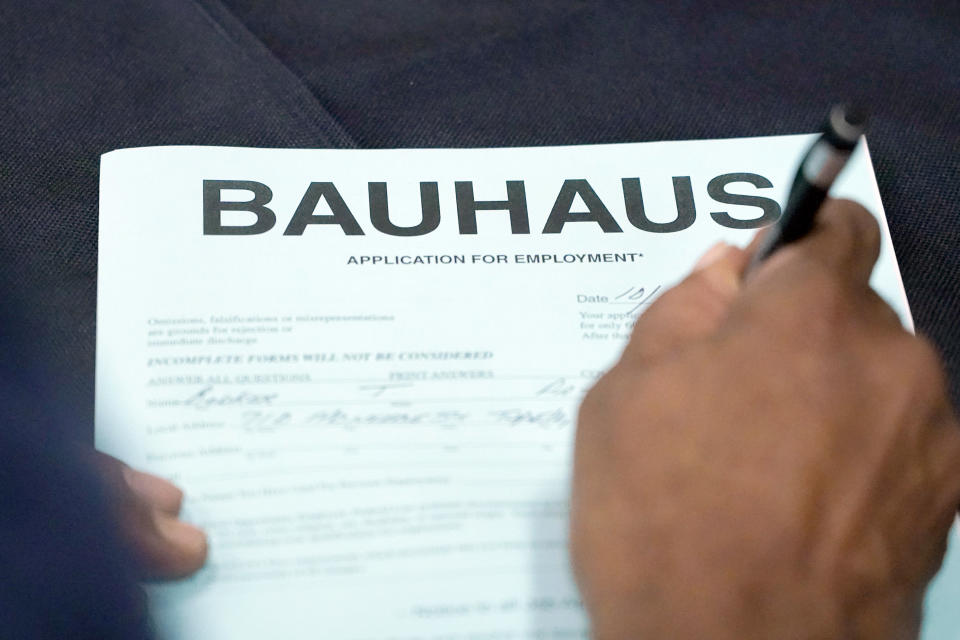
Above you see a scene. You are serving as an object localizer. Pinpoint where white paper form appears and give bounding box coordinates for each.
[97,136,930,639]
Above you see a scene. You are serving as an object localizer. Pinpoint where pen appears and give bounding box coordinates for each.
[750,104,867,268]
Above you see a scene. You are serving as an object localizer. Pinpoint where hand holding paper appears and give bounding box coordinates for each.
[95,453,208,579]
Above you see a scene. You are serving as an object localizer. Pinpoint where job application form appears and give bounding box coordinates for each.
[96,137,937,639]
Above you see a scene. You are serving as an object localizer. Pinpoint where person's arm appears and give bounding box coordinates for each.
[0,283,207,639]
[571,199,960,639]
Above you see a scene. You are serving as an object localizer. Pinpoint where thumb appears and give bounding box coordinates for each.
[121,467,209,580]
[618,242,750,368]
[136,510,209,580]
[95,453,208,579]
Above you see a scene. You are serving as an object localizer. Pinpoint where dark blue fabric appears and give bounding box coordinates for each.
[1,1,958,636]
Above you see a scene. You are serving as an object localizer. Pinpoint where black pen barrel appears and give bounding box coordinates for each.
[750,105,866,267]
[758,184,828,258]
